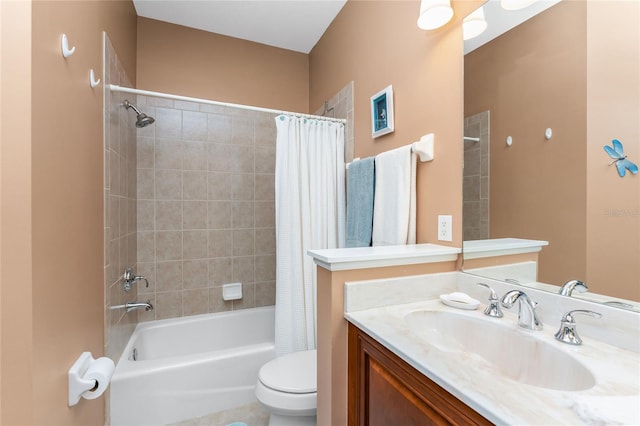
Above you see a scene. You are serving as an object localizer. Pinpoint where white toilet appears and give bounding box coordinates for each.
[255,349,317,426]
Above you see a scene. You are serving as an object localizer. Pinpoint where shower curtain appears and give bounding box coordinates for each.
[274,115,346,356]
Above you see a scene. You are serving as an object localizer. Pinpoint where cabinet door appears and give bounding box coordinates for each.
[348,323,492,426]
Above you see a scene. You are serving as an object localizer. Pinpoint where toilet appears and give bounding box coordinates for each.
[255,349,317,426]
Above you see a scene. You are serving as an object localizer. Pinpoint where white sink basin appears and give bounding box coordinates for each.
[404,310,595,391]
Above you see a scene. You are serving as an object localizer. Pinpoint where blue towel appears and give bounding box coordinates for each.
[346,157,375,247]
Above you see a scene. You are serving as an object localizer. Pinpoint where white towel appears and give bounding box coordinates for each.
[372,145,417,246]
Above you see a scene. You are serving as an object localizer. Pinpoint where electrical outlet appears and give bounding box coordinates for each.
[438,215,452,242]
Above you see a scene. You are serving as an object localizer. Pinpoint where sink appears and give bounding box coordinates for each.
[404,310,595,391]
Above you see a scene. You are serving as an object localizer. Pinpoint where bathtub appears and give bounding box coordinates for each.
[110,306,275,426]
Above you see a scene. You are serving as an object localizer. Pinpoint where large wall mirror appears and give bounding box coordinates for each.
[462,0,639,310]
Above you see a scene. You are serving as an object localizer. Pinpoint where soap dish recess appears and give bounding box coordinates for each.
[440,293,480,310]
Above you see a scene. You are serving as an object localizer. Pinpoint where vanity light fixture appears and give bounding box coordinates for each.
[463,6,488,40]
[417,0,454,30]
[501,0,537,11]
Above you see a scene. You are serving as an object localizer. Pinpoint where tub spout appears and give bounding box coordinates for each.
[111,300,154,313]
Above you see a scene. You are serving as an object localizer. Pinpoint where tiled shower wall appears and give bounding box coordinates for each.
[314,81,355,162]
[463,110,490,241]
[135,97,277,321]
[104,34,138,361]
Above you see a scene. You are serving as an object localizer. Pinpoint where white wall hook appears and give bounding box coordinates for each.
[61,33,76,58]
[506,136,513,146]
[89,69,101,88]
[545,128,553,140]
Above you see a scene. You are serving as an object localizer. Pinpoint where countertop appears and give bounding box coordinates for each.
[345,298,640,425]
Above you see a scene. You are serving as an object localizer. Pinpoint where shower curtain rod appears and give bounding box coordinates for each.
[108,84,347,124]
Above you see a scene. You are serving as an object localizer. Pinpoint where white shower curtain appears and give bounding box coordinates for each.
[274,115,345,356]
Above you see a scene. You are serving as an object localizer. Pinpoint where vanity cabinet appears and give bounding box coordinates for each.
[348,323,492,426]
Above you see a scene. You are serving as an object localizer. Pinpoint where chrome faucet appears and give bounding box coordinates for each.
[111,300,154,313]
[477,283,503,318]
[123,267,149,292]
[558,279,588,296]
[500,290,543,331]
[554,310,602,345]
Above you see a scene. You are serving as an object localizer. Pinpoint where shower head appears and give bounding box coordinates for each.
[123,99,155,128]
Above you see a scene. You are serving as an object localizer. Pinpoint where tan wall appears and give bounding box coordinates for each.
[1,1,137,424]
[136,17,309,112]
[1,1,33,422]
[464,2,588,285]
[586,1,640,301]
[309,0,482,247]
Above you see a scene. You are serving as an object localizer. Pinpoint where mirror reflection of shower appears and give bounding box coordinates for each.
[122,99,155,128]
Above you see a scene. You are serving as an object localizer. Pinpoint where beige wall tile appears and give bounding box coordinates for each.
[232,201,254,229]
[137,137,154,169]
[208,201,232,229]
[183,230,208,259]
[208,230,232,257]
[232,283,255,310]
[183,171,208,200]
[156,230,182,261]
[232,173,254,200]
[231,116,254,145]
[156,291,183,319]
[232,145,255,173]
[254,174,274,201]
[183,200,208,230]
[208,287,233,313]
[255,281,276,307]
[183,111,208,141]
[255,202,274,228]
[156,169,182,200]
[183,141,208,171]
[255,145,275,174]
[137,169,155,199]
[155,138,183,170]
[208,143,233,172]
[208,172,232,200]
[156,200,182,230]
[207,114,232,143]
[233,229,255,256]
[255,117,277,146]
[156,107,182,139]
[233,256,255,284]
[255,228,275,255]
[183,289,209,316]
[208,257,232,287]
[255,255,276,281]
[156,260,183,292]
[183,259,208,289]
[137,232,155,262]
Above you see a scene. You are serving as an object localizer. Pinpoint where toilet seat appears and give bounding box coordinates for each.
[255,349,317,417]
[259,350,316,393]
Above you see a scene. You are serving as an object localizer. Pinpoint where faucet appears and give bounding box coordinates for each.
[558,279,588,296]
[477,283,503,318]
[110,300,154,313]
[554,310,602,345]
[500,290,543,331]
[123,267,149,292]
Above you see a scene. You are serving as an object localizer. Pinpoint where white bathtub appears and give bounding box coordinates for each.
[110,306,275,426]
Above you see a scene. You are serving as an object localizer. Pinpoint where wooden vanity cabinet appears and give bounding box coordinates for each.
[348,323,492,426]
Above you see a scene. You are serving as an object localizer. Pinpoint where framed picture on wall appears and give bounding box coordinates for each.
[370,85,394,138]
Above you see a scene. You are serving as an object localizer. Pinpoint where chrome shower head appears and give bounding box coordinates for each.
[123,99,155,128]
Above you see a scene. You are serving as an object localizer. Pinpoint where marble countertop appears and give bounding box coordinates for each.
[346,298,640,425]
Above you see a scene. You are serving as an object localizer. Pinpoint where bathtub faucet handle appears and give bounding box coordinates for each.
[123,267,149,292]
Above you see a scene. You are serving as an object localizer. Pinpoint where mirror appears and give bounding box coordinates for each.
[462,0,640,310]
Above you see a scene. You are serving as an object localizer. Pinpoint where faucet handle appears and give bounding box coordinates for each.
[554,309,602,345]
[477,283,503,318]
[123,267,149,292]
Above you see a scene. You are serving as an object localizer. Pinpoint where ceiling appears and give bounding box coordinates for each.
[132,0,347,54]
[133,0,560,56]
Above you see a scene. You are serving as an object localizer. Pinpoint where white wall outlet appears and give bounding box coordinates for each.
[438,215,453,242]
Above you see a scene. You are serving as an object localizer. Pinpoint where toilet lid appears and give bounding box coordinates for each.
[259,349,317,394]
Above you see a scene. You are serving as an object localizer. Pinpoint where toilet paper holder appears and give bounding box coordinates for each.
[68,352,114,406]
